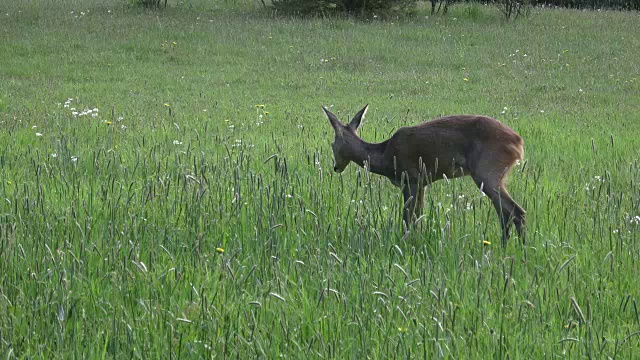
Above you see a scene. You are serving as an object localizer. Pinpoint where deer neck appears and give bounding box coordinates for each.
[348,135,389,176]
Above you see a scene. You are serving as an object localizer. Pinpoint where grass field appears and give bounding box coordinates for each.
[1,0,640,357]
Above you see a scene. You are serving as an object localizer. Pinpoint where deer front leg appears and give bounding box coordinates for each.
[415,185,425,219]
[402,185,413,230]
[402,183,422,230]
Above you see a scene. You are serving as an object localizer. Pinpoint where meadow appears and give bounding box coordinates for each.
[1,0,639,358]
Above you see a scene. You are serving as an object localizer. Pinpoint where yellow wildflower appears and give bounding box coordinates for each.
[216,247,224,254]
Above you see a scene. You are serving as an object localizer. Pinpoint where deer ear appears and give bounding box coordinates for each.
[348,104,368,131]
[323,106,343,132]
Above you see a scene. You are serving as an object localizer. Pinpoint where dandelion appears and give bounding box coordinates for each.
[164,103,170,107]
[105,121,112,125]
[483,240,491,246]
[255,104,265,109]
[264,112,270,115]
[463,78,469,82]
[216,247,224,254]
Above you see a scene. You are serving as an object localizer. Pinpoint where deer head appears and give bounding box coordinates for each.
[322,105,368,173]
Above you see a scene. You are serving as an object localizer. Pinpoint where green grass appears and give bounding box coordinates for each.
[1,1,640,358]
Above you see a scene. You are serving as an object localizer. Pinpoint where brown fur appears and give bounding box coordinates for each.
[324,105,526,245]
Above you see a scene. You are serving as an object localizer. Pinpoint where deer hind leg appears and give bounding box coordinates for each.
[472,174,526,246]
[500,186,526,242]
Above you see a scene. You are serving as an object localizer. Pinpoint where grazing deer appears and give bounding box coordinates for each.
[323,105,526,245]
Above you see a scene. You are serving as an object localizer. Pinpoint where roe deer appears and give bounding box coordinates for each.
[323,104,526,245]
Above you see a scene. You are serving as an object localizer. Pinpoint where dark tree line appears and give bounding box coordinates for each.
[531,0,640,10]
